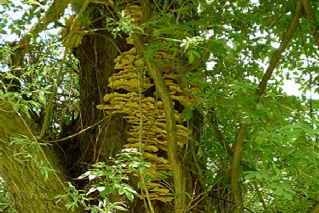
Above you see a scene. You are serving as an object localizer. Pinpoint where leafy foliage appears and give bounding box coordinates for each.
[57,152,147,212]
[0,179,16,213]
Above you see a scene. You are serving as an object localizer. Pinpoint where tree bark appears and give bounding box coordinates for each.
[0,100,78,213]
[73,10,129,165]
[310,203,319,213]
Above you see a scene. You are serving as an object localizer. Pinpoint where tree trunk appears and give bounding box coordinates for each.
[0,100,78,213]
[73,8,129,165]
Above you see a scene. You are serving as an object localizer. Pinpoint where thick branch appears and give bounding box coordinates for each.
[231,123,246,213]
[133,35,186,213]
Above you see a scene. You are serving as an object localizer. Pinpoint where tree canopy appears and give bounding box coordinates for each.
[0,0,319,213]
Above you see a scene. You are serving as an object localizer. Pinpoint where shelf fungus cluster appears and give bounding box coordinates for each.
[97,42,190,202]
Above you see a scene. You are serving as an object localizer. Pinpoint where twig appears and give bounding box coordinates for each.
[42,116,110,143]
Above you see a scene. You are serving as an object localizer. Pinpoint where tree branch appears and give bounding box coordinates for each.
[231,123,246,213]
[230,2,302,212]
[133,35,187,213]
[255,1,302,98]
[42,117,110,143]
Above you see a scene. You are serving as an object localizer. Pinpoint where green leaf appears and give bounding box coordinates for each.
[181,107,193,121]
[187,49,201,64]
[125,191,134,201]
[112,203,127,211]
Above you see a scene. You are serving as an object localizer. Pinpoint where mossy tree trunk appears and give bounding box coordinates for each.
[0,101,78,213]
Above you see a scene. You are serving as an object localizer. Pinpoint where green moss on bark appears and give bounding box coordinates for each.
[0,100,78,213]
